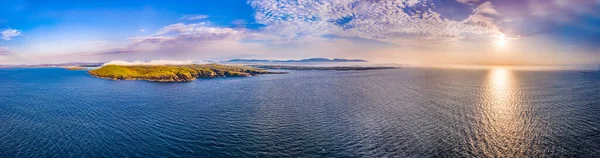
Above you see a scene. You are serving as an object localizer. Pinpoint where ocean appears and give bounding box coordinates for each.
[0,67,599,157]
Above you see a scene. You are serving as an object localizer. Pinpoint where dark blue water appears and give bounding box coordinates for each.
[1,68,599,157]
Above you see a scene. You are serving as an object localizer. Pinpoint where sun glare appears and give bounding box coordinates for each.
[490,68,509,89]
[494,37,508,48]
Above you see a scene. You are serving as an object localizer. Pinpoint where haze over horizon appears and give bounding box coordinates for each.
[1,0,599,66]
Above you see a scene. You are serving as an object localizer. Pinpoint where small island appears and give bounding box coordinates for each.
[88,64,286,82]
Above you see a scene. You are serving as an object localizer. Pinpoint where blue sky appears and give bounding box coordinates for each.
[1,0,599,65]
[0,0,258,48]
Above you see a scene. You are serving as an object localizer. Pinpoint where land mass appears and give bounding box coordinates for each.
[249,65,399,71]
[88,64,286,82]
[225,58,367,63]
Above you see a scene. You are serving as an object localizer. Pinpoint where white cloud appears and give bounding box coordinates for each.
[102,60,204,66]
[248,0,503,48]
[463,2,502,37]
[1,29,22,40]
[92,22,268,60]
[472,1,499,15]
[180,14,210,20]
[129,23,248,47]
[140,29,145,32]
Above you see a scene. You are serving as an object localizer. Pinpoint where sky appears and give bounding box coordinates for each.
[0,0,599,65]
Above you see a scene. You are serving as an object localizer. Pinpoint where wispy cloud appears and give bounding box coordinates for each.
[1,29,22,40]
[92,22,263,60]
[498,0,600,38]
[456,0,479,5]
[463,1,501,35]
[0,47,23,64]
[131,23,248,47]
[231,19,248,27]
[248,0,503,48]
[231,19,247,25]
[180,14,210,21]
[0,47,11,55]
[102,60,203,66]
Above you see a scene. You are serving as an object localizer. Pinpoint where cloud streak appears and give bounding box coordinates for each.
[102,60,204,66]
[122,23,252,53]
[180,14,210,20]
[456,0,479,5]
[0,47,11,56]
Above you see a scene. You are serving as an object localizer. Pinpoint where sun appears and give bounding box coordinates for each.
[494,37,508,48]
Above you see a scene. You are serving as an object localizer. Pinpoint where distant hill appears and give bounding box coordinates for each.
[0,62,105,68]
[226,59,272,62]
[32,62,105,67]
[225,58,367,63]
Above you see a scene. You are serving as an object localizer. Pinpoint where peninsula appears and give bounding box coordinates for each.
[88,64,286,82]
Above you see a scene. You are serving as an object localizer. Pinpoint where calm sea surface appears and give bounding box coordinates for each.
[1,68,599,157]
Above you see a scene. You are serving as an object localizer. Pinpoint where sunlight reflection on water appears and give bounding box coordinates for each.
[475,67,539,157]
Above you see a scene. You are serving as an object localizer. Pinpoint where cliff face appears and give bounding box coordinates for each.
[88,64,285,82]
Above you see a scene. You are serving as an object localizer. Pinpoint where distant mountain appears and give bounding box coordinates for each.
[225,58,367,63]
[0,62,105,68]
[34,62,105,67]
[226,59,272,62]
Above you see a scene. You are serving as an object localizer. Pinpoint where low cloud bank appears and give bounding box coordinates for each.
[102,60,205,66]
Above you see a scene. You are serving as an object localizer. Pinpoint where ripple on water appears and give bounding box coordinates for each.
[0,68,599,157]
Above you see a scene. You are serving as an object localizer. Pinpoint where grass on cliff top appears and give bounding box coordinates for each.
[88,64,267,80]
